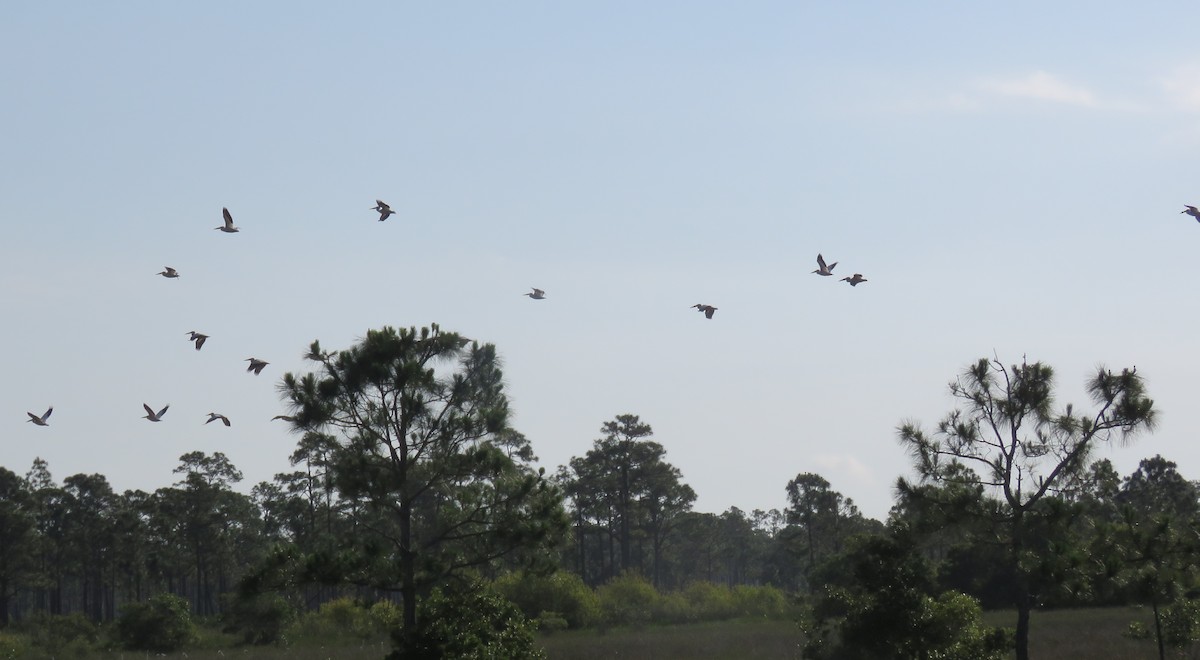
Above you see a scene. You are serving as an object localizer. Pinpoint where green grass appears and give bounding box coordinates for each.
[536,619,803,660]
[7,607,1187,659]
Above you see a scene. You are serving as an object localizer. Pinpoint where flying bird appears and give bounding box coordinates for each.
[692,304,717,319]
[812,254,838,276]
[245,357,269,375]
[186,331,208,351]
[158,267,179,279]
[215,207,239,233]
[26,406,53,426]
[524,288,546,300]
[1183,205,1200,222]
[205,412,231,427]
[142,403,169,422]
[271,415,296,422]
[371,200,396,221]
[841,274,868,287]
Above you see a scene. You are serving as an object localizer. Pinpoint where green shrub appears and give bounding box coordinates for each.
[1162,599,1200,649]
[731,584,790,618]
[536,610,569,634]
[389,581,544,659]
[220,592,296,645]
[494,571,600,629]
[597,572,659,627]
[683,582,737,621]
[12,611,98,656]
[1124,620,1151,640]
[0,631,31,660]
[115,593,198,652]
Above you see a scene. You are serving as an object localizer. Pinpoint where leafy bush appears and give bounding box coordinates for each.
[1162,599,1200,649]
[115,593,198,652]
[597,572,660,627]
[11,611,98,657]
[288,596,400,641]
[389,581,544,659]
[0,631,31,660]
[220,592,296,645]
[731,584,790,618]
[536,610,569,634]
[1124,620,1151,640]
[494,570,600,628]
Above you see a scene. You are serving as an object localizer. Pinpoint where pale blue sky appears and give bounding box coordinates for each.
[4,2,1200,520]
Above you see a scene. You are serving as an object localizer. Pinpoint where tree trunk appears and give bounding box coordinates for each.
[1012,510,1031,660]
[1152,597,1164,660]
[400,497,416,632]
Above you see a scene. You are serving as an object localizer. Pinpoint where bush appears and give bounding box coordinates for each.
[0,631,31,660]
[389,581,544,659]
[597,572,659,627]
[11,612,98,657]
[115,593,197,652]
[731,584,790,618]
[494,571,600,629]
[220,592,296,645]
[288,596,399,641]
[1162,599,1200,649]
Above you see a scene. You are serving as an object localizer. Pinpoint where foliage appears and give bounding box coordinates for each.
[559,415,697,588]
[896,357,1156,660]
[494,570,600,628]
[801,532,1010,660]
[1160,599,1200,650]
[277,324,569,639]
[597,572,660,626]
[9,612,97,658]
[114,593,198,652]
[388,581,544,659]
[220,591,296,645]
[286,596,401,641]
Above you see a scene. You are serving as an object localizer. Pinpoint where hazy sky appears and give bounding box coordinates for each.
[4,3,1200,521]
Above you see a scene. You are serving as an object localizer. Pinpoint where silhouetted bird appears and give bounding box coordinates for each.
[142,403,169,422]
[158,266,179,278]
[186,331,208,351]
[205,412,231,427]
[812,254,838,276]
[26,406,52,426]
[1184,205,1200,222]
[372,200,396,221]
[215,207,239,233]
[245,357,269,375]
[692,304,717,319]
[841,274,868,287]
[524,288,546,300]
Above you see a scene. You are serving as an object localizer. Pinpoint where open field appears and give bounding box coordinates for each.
[13,607,1188,659]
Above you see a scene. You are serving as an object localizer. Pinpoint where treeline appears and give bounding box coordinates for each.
[3,433,1194,626]
[2,330,1198,659]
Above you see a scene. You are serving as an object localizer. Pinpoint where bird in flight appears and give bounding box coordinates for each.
[841,274,868,287]
[692,304,717,319]
[205,412,231,427]
[372,200,396,221]
[158,266,180,279]
[142,403,169,422]
[1183,205,1200,222]
[246,357,269,375]
[186,331,208,351]
[271,415,296,422]
[215,207,239,233]
[26,406,53,426]
[525,288,546,300]
[812,254,838,276]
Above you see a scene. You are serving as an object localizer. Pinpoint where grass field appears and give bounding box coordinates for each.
[14,607,1188,659]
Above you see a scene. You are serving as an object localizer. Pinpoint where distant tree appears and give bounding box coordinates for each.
[61,474,116,621]
[273,324,568,642]
[0,467,36,626]
[801,530,1010,660]
[784,473,879,592]
[1108,456,1200,660]
[897,357,1156,660]
[559,414,695,587]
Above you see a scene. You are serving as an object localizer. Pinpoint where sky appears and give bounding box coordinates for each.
[3,2,1200,522]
